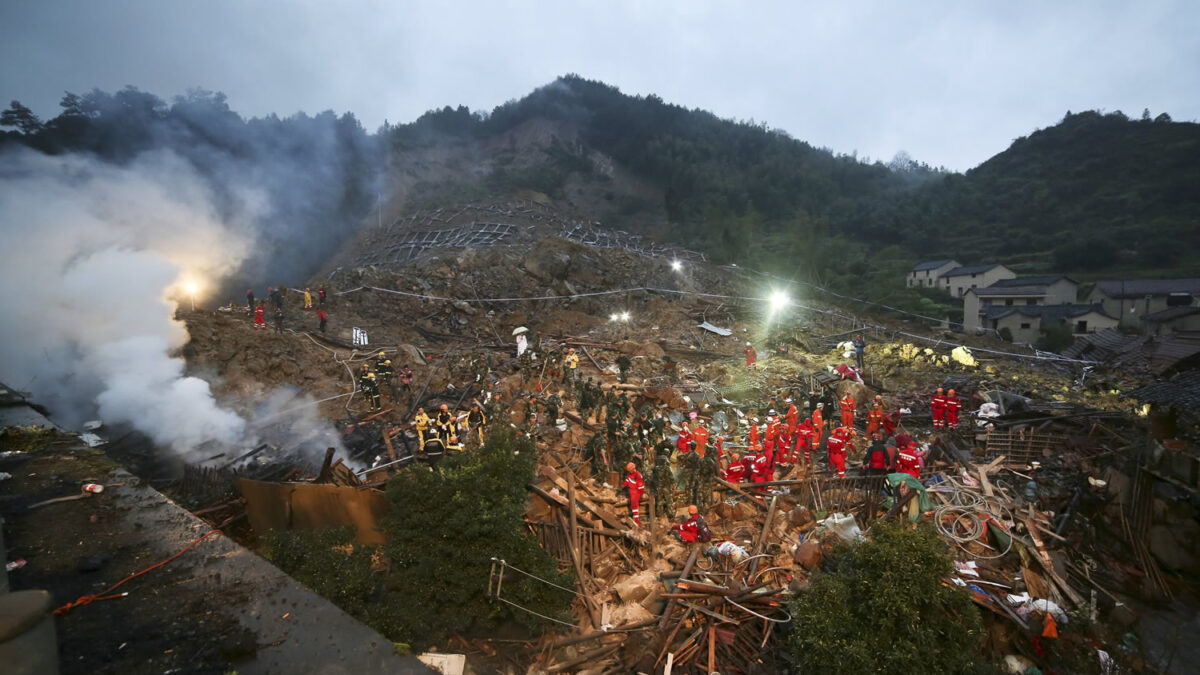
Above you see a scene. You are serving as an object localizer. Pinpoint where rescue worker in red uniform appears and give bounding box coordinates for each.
[839,393,856,429]
[945,389,962,428]
[676,423,693,455]
[623,462,645,525]
[897,441,921,479]
[748,418,760,448]
[827,427,850,477]
[749,445,770,492]
[882,408,902,436]
[722,452,747,484]
[744,342,757,370]
[671,505,708,543]
[931,387,947,429]
[777,424,794,465]
[254,301,266,329]
[797,418,816,465]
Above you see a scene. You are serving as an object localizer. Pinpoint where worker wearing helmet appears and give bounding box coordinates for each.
[303,287,313,309]
[360,371,381,412]
[375,356,393,394]
[866,397,884,437]
[945,389,962,428]
[413,407,431,450]
[744,341,757,370]
[435,404,454,442]
[466,402,488,445]
[931,387,947,429]
[622,462,646,525]
[671,505,711,543]
[563,347,579,382]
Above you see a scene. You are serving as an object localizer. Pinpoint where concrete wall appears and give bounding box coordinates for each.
[943,265,1016,298]
[1068,310,1119,335]
[1088,288,1198,329]
[990,312,1041,344]
[1145,313,1200,335]
[1044,278,1080,305]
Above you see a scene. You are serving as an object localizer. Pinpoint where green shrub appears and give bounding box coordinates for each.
[381,427,574,648]
[786,523,987,674]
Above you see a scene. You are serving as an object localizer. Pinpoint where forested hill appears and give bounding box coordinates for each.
[4,77,1198,315]
[872,110,1200,278]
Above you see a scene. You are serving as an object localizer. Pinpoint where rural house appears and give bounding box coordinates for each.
[907,259,961,289]
[963,276,1079,332]
[941,263,1016,297]
[1088,279,1200,330]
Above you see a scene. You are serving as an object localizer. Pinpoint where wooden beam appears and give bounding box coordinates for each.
[659,547,702,630]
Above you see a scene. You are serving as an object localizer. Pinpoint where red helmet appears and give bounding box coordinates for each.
[626,462,636,472]
[687,505,698,516]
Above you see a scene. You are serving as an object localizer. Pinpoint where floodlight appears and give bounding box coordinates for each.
[768,290,790,312]
[670,260,683,272]
[610,313,620,322]
[620,311,631,322]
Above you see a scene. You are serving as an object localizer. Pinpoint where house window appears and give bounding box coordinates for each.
[971,284,977,289]
[971,273,977,278]
[1020,323,1032,329]
[982,299,992,306]
[1075,320,1088,333]
[1167,293,1193,307]
[1005,299,1014,306]
[1026,299,1037,305]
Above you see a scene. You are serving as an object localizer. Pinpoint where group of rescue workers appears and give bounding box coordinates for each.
[246,286,328,333]
[345,327,971,546]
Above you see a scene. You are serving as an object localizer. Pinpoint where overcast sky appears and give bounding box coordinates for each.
[2,1,1196,171]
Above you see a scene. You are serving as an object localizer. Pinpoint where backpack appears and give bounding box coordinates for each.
[695,517,714,543]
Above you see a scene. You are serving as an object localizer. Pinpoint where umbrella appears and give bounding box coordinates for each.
[512,326,529,336]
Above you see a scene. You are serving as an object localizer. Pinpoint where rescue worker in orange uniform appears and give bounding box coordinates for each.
[866,396,884,437]
[811,404,825,446]
[839,393,856,429]
[826,426,851,477]
[744,342,757,370]
[692,421,709,457]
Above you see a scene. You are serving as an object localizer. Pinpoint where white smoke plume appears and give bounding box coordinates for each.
[0,147,254,455]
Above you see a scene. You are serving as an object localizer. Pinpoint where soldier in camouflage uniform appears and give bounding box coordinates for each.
[545,390,562,425]
[616,354,632,383]
[584,431,609,475]
[650,447,676,515]
[518,348,534,383]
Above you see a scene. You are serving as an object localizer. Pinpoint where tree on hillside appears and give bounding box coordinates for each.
[786,523,986,674]
[0,100,42,134]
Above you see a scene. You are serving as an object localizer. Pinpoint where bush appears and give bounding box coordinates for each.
[1037,321,1075,353]
[381,427,574,648]
[998,326,1014,342]
[262,526,379,617]
[786,523,987,674]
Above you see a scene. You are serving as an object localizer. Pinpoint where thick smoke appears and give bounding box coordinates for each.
[0,148,252,453]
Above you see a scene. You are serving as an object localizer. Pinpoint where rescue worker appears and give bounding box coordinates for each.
[882,408,903,437]
[303,287,313,309]
[897,438,921,479]
[360,372,381,412]
[615,354,632,383]
[692,420,709,458]
[246,288,255,310]
[413,407,431,449]
[826,426,850,477]
[785,399,799,430]
[744,341,757,370]
[749,445,770,492]
[840,392,856,429]
[445,435,464,453]
[797,418,816,465]
[722,452,747,484]
[376,357,393,395]
[931,387,947,429]
[945,389,962,428]
[254,301,266,329]
[472,352,491,383]
[563,347,579,382]
[436,404,454,442]
[317,307,328,333]
[852,334,867,371]
[812,404,825,446]
[866,396,884,437]
[863,433,890,476]
[623,462,646,525]
[467,402,488,445]
[273,307,284,333]
[676,421,694,455]
[545,390,562,425]
[671,505,710,543]
[318,286,326,306]
[518,347,533,382]
[399,366,414,394]
[650,447,675,512]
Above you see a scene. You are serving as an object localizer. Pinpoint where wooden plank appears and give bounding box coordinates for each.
[659,547,702,630]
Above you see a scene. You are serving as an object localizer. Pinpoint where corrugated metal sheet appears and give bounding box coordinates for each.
[238,479,390,545]
[1127,371,1200,411]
